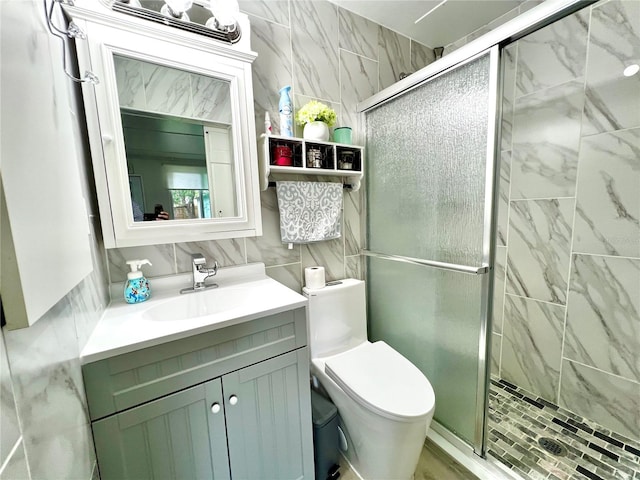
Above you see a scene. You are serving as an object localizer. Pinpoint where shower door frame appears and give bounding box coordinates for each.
[357,0,597,458]
[362,45,501,456]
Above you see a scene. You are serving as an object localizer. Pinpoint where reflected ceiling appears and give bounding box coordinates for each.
[329,0,524,48]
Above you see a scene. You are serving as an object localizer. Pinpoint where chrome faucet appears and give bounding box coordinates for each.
[180,253,219,294]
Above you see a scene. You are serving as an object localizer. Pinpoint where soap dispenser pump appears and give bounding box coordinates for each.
[124,259,152,304]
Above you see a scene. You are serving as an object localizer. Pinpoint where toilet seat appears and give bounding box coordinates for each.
[324,341,435,422]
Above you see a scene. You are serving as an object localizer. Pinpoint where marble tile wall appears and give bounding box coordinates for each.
[491,0,640,443]
[114,57,232,124]
[0,2,429,479]
[105,0,435,294]
[0,1,110,479]
[442,0,543,57]
[0,332,21,477]
[2,4,430,478]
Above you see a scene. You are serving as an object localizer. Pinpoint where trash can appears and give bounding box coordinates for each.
[311,390,340,480]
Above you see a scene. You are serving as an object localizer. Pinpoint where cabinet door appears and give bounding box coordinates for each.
[210,163,236,217]
[223,349,314,479]
[92,379,230,480]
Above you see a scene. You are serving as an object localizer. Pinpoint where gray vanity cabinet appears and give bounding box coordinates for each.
[225,349,311,479]
[83,309,314,480]
[92,378,231,479]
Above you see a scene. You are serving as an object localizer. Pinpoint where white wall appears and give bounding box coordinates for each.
[103,0,436,295]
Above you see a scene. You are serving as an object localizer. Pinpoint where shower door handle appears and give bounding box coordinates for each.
[363,250,489,275]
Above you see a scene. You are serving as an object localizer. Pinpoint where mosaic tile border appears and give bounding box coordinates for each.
[488,378,640,480]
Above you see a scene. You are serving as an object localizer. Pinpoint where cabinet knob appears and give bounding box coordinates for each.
[229,395,238,406]
[210,402,221,414]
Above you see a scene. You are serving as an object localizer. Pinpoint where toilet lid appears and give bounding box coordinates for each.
[325,341,435,422]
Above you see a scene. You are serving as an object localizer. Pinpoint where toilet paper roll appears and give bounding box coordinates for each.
[305,266,326,289]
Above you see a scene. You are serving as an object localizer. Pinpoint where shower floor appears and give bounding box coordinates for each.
[487,378,640,480]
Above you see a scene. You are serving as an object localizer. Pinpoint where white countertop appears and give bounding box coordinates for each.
[81,263,307,364]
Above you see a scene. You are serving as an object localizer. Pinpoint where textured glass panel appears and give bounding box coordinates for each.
[366,54,491,266]
[367,256,482,445]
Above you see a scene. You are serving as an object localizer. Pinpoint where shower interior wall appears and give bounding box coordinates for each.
[491,0,639,443]
[0,1,436,478]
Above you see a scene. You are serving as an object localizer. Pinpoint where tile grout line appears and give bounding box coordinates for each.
[560,358,640,386]
[504,292,565,308]
[509,196,577,202]
[239,9,290,29]
[570,251,640,262]
[265,260,302,269]
[338,46,379,64]
[337,1,346,280]
[513,75,586,103]
[558,1,592,409]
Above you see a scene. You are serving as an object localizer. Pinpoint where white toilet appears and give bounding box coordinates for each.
[304,279,435,480]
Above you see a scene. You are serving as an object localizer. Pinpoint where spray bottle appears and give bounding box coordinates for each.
[278,85,293,137]
[124,259,152,304]
[264,111,272,135]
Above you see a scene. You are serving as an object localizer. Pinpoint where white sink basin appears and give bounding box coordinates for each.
[81,263,308,363]
[142,286,252,322]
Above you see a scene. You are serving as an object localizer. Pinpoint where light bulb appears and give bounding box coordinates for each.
[207,0,239,30]
[623,64,639,77]
[119,0,142,7]
[161,0,193,21]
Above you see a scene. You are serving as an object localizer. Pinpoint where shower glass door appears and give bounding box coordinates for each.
[364,47,500,452]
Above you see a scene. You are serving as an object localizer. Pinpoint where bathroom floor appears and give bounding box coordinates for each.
[339,437,479,480]
[488,378,640,480]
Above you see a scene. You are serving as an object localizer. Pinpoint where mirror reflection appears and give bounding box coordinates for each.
[113,54,238,222]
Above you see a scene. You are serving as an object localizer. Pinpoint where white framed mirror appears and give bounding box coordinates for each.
[65,2,261,247]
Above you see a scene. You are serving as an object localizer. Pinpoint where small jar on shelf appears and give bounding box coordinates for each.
[274,145,292,166]
[307,147,323,168]
[304,142,334,169]
[269,137,303,167]
[338,151,354,170]
[336,146,361,171]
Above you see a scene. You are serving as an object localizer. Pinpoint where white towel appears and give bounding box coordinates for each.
[276,181,342,245]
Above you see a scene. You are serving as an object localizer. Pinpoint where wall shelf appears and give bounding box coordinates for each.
[258,134,364,191]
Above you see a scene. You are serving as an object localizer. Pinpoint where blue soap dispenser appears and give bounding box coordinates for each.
[124,259,152,304]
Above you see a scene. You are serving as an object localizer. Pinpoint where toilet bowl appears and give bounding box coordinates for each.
[304,279,435,480]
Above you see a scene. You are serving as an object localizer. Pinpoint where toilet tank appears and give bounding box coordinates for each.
[304,279,368,358]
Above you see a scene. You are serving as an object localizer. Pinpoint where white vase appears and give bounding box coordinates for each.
[303,121,330,141]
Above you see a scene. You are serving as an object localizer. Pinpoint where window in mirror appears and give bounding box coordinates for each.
[113,54,238,223]
[163,164,210,218]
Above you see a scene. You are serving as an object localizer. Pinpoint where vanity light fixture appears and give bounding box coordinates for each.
[43,0,99,84]
[112,0,242,44]
[623,64,639,77]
